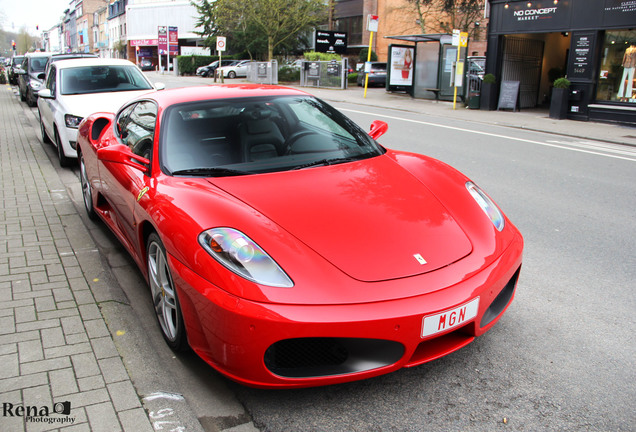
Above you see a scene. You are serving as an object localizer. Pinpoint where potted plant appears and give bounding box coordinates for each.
[549,77,571,119]
[480,73,497,111]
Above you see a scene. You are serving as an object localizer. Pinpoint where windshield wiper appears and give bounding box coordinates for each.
[292,157,357,170]
[171,167,250,177]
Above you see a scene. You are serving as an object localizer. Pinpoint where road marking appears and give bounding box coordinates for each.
[339,107,636,163]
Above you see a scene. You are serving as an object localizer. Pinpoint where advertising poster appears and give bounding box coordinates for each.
[389,46,414,86]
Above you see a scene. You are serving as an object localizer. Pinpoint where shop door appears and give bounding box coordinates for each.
[502,37,544,109]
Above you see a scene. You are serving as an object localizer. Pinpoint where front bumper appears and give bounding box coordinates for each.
[170,234,523,388]
[58,125,79,159]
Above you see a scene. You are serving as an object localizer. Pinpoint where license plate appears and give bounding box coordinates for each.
[421,297,480,338]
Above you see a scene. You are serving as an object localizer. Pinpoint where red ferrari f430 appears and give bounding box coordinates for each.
[77,85,523,388]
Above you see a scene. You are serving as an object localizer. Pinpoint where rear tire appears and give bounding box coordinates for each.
[228,70,236,79]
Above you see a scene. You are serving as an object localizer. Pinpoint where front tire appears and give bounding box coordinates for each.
[54,128,72,168]
[39,110,52,144]
[228,70,236,79]
[147,233,188,352]
[79,152,97,220]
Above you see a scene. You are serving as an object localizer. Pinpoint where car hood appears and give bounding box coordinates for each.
[60,90,155,118]
[210,156,473,282]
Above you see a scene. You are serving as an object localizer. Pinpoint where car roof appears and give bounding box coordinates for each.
[25,51,52,58]
[52,58,139,69]
[140,84,309,107]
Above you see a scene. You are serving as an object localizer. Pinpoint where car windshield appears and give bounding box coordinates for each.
[30,57,49,72]
[60,65,153,95]
[162,95,385,176]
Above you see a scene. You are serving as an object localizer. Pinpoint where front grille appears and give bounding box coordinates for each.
[264,337,404,378]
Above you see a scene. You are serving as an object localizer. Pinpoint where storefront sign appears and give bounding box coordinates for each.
[169,26,178,55]
[130,39,158,47]
[498,0,571,32]
[568,32,597,80]
[158,26,167,55]
[315,31,348,54]
[603,0,636,26]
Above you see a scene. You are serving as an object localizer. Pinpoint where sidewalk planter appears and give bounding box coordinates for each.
[549,78,570,120]
[480,75,497,111]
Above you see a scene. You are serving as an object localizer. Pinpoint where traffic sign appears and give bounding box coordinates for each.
[216,36,226,52]
[367,15,379,32]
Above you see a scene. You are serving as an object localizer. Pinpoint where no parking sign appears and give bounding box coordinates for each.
[216,36,226,52]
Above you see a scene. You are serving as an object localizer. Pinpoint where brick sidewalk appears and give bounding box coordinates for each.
[0,84,153,431]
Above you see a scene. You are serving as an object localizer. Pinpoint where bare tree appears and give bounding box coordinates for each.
[408,0,484,39]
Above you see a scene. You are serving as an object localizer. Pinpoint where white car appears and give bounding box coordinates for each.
[38,58,163,167]
[216,60,251,78]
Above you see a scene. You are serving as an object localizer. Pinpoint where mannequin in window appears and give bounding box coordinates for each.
[618,45,636,101]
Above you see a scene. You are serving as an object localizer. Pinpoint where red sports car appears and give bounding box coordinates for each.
[77,85,523,389]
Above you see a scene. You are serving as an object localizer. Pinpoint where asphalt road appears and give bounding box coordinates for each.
[20,76,636,431]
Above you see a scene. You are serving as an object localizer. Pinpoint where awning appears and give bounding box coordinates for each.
[384,34,452,44]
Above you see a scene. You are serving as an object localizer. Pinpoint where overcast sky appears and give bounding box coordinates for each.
[0,0,71,35]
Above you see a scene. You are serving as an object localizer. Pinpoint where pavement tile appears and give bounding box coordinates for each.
[83,319,110,339]
[35,295,57,312]
[77,374,106,393]
[63,388,111,409]
[0,372,48,391]
[71,352,101,378]
[0,352,19,379]
[90,336,119,360]
[49,368,80,397]
[18,338,44,363]
[64,332,89,345]
[107,380,142,411]
[17,319,61,333]
[118,408,154,432]
[14,304,37,323]
[98,356,129,384]
[78,304,101,321]
[85,402,123,432]
[0,314,16,335]
[60,316,84,336]
[40,327,66,348]
[45,342,91,359]
[21,356,72,375]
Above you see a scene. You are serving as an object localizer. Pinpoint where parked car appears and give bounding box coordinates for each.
[139,58,154,71]
[37,58,161,167]
[216,60,251,78]
[76,84,523,389]
[196,60,238,77]
[357,62,387,87]
[17,52,51,106]
[8,55,25,85]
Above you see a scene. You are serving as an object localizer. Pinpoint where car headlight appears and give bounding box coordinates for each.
[65,114,84,129]
[198,228,294,287]
[466,182,505,231]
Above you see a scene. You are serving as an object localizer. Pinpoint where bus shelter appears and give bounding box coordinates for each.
[385,34,468,102]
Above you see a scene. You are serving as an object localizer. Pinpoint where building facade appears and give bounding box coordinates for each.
[486,0,636,124]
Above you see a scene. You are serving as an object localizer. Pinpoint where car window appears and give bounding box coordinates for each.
[122,101,157,163]
[60,65,153,95]
[160,95,383,175]
[46,65,57,94]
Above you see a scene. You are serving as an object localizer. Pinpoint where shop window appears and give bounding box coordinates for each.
[334,16,362,46]
[597,30,636,104]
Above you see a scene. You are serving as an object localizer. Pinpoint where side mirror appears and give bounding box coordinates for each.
[97,144,149,173]
[15,68,26,75]
[368,120,388,140]
[154,82,166,90]
[38,89,53,99]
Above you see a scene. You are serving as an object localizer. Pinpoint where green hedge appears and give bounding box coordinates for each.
[278,66,300,83]
[303,51,341,61]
